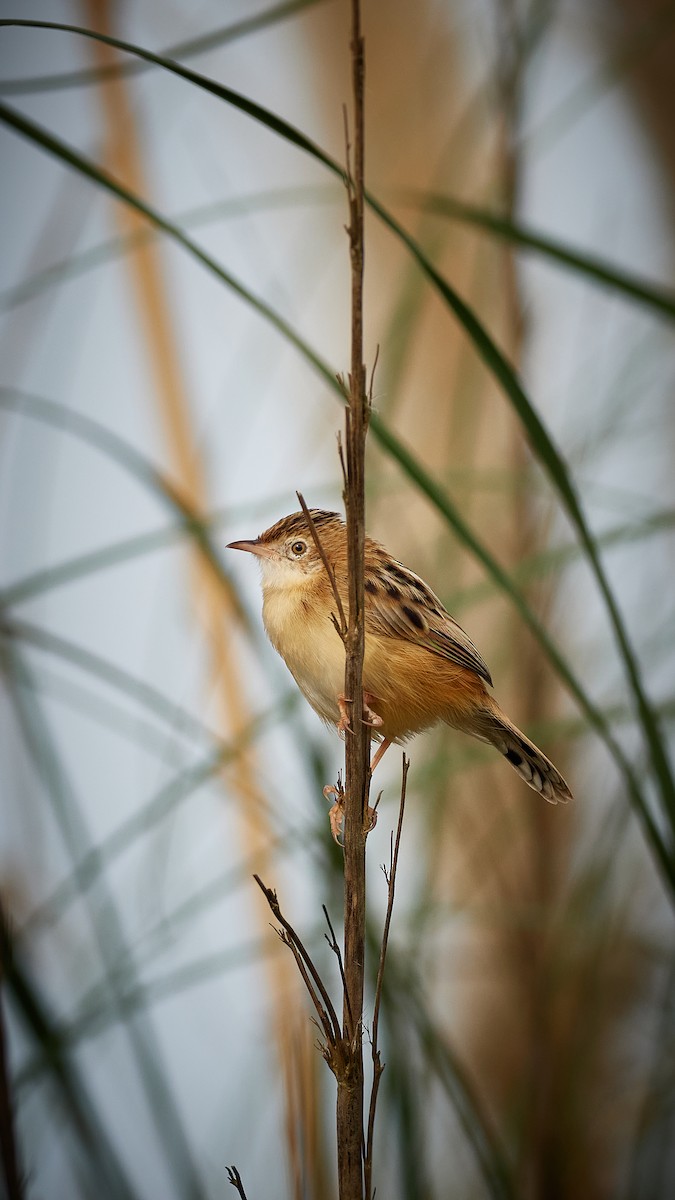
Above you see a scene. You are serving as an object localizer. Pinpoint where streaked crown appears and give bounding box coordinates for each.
[258,509,342,545]
[226,509,345,581]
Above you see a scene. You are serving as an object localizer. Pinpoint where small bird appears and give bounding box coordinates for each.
[227,509,572,805]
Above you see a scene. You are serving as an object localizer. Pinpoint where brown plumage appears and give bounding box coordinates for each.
[227,510,572,804]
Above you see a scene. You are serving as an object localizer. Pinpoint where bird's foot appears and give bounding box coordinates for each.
[337,691,383,734]
[337,694,353,738]
[323,779,378,844]
[323,782,345,843]
[362,690,384,728]
[365,801,379,834]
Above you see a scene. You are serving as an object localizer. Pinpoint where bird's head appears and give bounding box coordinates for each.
[227,509,344,590]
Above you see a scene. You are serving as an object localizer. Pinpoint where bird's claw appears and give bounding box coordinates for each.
[324,782,378,843]
[337,695,353,738]
[337,691,383,733]
[324,783,345,844]
[363,690,384,728]
[362,704,384,729]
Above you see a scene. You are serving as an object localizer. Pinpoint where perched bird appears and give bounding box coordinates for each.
[227,509,572,805]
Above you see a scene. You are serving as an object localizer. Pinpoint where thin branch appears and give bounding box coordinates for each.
[297,490,347,638]
[337,430,348,491]
[276,929,336,1052]
[226,1165,249,1199]
[323,905,353,1034]
[364,756,409,1200]
[253,876,342,1047]
[367,344,380,403]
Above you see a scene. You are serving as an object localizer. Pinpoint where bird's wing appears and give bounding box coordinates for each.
[362,557,493,686]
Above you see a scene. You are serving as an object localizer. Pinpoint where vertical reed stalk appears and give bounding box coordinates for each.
[338,1,369,1196]
[85,3,316,1191]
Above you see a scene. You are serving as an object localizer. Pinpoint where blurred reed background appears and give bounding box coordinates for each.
[1,1,675,1197]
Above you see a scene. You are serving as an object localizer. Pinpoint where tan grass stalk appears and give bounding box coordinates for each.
[84,3,318,1192]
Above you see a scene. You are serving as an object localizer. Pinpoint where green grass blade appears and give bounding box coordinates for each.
[1,640,210,1199]
[445,506,675,614]
[365,195,675,830]
[401,969,516,1200]
[21,696,295,937]
[0,2,324,95]
[1,617,221,747]
[0,387,250,631]
[0,24,338,173]
[403,191,675,321]
[0,186,338,314]
[1,917,142,1200]
[368,417,675,896]
[1,523,185,608]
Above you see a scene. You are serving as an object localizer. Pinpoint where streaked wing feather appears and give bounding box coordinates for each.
[363,557,493,686]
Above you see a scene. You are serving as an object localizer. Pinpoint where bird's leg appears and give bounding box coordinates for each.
[337,694,353,737]
[369,738,392,773]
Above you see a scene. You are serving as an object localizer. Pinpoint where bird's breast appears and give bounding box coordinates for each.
[262,583,345,724]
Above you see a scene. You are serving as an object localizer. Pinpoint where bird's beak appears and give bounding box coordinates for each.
[226,538,274,558]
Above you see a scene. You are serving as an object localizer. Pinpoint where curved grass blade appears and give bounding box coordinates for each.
[0,386,249,632]
[0,22,338,174]
[1,617,222,748]
[4,20,675,325]
[1,639,210,1198]
[364,193,675,830]
[379,951,517,1200]
[21,696,295,937]
[403,191,675,321]
[445,506,675,614]
[0,185,338,314]
[1,915,141,1200]
[20,660,211,766]
[0,1,324,95]
[1,523,186,608]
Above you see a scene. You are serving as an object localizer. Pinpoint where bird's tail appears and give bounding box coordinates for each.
[466,701,572,805]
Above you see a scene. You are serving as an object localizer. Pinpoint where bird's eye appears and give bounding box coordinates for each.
[290,540,307,557]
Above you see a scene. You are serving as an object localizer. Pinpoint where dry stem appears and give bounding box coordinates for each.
[338,1,370,1196]
[226,1165,249,1199]
[253,876,343,1054]
[364,756,409,1199]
